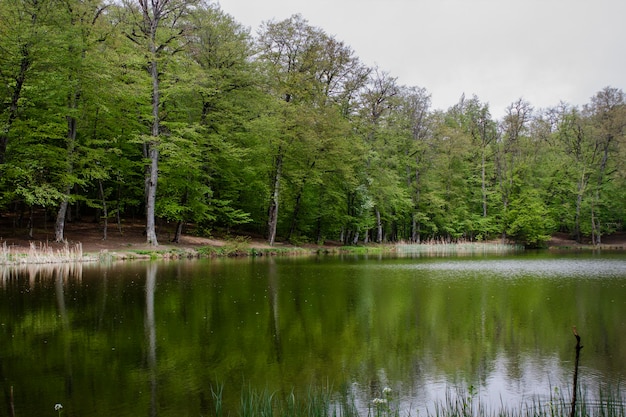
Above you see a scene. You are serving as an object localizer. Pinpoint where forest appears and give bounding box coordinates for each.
[1,0,625,248]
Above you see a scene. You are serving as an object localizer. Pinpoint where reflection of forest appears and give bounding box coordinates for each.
[1,258,625,416]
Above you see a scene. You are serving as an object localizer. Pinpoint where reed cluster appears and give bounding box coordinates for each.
[0,241,94,265]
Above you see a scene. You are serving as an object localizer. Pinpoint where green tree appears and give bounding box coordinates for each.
[183,4,257,238]
[0,0,57,225]
[583,87,626,244]
[550,103,592,241]
[257,14,368,245]
[495,99,533,241]
[0,0,46,169]
[123,0,198,245]
[51,0,111,242]
[395,86,432,242]
[506,188,556,247]
[353,68,412,243]
[425,101,475,240]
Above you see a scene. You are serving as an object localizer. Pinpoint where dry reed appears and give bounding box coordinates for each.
[0,241,96,265]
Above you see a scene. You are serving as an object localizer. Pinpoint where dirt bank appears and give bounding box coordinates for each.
[1,220,625,258]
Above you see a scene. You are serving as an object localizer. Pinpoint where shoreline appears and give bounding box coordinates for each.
[1,233,625,266]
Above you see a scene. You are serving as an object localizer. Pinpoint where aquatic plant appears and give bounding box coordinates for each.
[204,383,625,417]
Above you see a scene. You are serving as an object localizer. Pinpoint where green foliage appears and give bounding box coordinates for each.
[0,1,624,244]
[506,190,557,247]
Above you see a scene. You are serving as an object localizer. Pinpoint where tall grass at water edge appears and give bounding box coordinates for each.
[208,384,625,417]
[0,241,93,265]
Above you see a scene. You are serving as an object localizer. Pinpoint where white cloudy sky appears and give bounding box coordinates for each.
[217,0,625,118]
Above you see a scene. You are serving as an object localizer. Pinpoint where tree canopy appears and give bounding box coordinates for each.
[1,0,624,247]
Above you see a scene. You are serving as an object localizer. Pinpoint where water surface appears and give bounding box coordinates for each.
[1,252,625,416]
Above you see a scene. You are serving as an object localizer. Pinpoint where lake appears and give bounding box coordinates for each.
[1,251,626,416]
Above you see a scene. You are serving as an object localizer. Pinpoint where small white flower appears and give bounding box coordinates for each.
[383,386,392,395]
[54,404,63,411]
[372,397,387,405]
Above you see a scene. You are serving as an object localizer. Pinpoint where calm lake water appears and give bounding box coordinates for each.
[1,252,626,416]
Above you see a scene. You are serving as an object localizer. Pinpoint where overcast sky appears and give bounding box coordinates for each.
[217,0,625,118]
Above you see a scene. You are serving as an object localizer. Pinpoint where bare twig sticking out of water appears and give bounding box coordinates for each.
[570,326,583,417]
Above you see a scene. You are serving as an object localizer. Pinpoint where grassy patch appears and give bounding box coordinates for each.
[328,245,391,255]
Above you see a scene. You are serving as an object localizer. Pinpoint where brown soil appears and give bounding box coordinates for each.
[0,220,279,255]
[2,218,626,256]
[547,231,626,249]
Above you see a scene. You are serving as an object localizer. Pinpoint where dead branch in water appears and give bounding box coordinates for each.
[570,326,583,417]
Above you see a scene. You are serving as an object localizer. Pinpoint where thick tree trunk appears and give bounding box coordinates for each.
[173,221,183,243]
[55,190,71,242]
[145,52,160,246]
[145,143,159,246]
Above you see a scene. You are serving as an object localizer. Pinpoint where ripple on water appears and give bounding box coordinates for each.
[399,258,626,279]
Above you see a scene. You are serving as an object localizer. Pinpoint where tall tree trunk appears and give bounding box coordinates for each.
[116,183,123,236]
[591,203,600,245]
[145,142,159,246]
[574,172,588,243]
[55,109,77,242]
[267,147,283,246]
[55,189,71,242]
[99,179,108,240]
[375,208,383,243]
[288,160,315,241]
[28,206,34,239]
[288,190,302,241]
[314,189,324,244]
[412,166,421,243]
[173,221,184,243]
[481,150,487,217]
[145,51,160,246]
